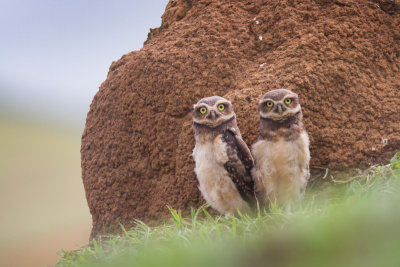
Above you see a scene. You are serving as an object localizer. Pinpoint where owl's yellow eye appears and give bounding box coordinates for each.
[199,107,207,114]
[284,98,292,104]
[266,101,274,108]
[217,104,225,111]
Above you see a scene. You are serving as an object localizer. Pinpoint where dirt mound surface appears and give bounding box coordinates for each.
[81,0,400,237]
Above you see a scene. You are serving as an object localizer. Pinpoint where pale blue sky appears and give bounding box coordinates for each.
[0,0,168,127]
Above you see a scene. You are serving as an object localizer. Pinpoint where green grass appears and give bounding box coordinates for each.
[57,152,400,267]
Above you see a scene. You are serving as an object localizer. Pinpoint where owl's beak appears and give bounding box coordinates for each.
[207,110,219,120]
[275,104,283,114]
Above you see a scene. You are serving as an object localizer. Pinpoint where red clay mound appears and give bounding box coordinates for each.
[81,0,400,237]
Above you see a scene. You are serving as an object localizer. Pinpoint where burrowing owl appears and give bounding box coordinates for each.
[192,96,256,215]
[251,89,310,207]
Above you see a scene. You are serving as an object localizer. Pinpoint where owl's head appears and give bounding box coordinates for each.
[192,96,235,128]
[258,89,301,121]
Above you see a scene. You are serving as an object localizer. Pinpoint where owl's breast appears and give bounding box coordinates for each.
[192,135,236,191]
[192,135,228,175]
[252,131,310,178]
[192,135,247,213]
[193,142,218,175]
[252,131,310,204]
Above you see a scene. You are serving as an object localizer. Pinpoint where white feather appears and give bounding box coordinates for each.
[252,131,310,205]
[192,135,249,215]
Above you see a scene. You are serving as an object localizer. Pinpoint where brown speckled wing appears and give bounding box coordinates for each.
[222,130,256,206]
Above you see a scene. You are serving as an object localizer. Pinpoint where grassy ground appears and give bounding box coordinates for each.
[57,152,400,267]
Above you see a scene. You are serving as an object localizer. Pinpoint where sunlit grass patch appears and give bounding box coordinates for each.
[57,152,400,267]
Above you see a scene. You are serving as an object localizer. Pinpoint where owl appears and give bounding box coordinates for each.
[192,96,256,215]
[251,89,310,207]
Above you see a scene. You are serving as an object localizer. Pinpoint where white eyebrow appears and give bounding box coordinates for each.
[214,100,231,106]
[194,103,212,109]
[260,96,297,104]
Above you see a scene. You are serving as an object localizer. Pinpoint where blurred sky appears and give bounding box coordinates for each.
[0,0,168,128]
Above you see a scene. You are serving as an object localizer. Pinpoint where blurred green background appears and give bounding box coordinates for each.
[0,1,168,266]
[0,114,90,266]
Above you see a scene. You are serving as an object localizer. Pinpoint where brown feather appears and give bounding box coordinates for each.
[222,130,256,206]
